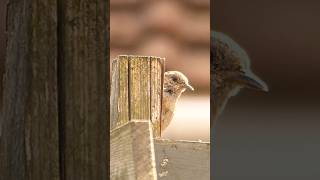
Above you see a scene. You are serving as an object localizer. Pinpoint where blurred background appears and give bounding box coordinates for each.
[213,0,320,179]
[111,0,210,141]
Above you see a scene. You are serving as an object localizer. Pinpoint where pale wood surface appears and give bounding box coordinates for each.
[150,57,164,137]
[110,120,157,180]
[129,56,151,120]
[118,56,130,126]
[111,59,120,129]
[110,56,130,129]
[154,139,210,180]
[110,55,164,137]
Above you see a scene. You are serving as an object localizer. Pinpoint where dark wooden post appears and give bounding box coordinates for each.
[0,0,59,179]
[0,1,6,111]
[0,0,109,180]
[57,0,109,179]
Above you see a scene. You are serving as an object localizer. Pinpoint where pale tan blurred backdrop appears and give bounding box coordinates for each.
[110,0,210,141]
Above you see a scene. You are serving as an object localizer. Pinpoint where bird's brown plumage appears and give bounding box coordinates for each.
[211,31,268,127]
[161,71,194,134]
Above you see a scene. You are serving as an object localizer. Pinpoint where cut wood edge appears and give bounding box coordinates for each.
[110,120,158,180]
[154,138,210,180]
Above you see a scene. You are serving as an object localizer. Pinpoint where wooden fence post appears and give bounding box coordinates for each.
[110,55,164,137]
[0,0,59,179]
[0,0,109,180]
[110,55,210,180]
[57,0,109,179]
[110,120,157,180]
[0,1,6,112]
[110,55,165,180]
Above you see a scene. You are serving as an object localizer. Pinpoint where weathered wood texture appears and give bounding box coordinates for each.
[110,55,164,137]
[150,57,164,137]
[0,0,110,180]
[154,139,210,180]
[0,1,6,112]
[57,0,109,179]
[110,120,157,180]
[0,0,59,179]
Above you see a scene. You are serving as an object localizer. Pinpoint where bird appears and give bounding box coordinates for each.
[211,31,268,127]
[161,71,194,134]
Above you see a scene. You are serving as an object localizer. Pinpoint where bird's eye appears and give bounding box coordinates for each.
[172,76,178,82]
[167,89,173,94]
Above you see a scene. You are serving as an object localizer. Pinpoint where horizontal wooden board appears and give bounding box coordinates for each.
[110,120,157,180]
[154,139,210,180]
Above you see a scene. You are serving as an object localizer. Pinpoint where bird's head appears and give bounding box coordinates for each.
[212,31,268,92]
[164,71,194,95]
[211,31,268,120]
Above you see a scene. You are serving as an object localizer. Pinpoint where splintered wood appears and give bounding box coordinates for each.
[110,55,164,137]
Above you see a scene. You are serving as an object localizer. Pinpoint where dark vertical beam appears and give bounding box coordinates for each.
[0,1,6,111]
[57,0,109,179]
[1,0,110,179]
[0,0,59,179]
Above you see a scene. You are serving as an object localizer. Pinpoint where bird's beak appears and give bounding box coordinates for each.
[236,73,269,92]
[185,83,194,91]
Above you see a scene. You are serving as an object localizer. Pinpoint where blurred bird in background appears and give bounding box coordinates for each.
[161,71,194,134]
[211,31,268,127]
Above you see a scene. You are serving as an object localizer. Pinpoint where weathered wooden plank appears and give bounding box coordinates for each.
[110,55,164,135]
[129,56,151,120]
[110,120,157,180]
[154,139,210,180]
[110,59,119,129]
[57,0,109,179]
[0,1,6,112]
[0,0,59,179]
[110,55,130,129]
[118,55,129,126]
[150,57,164,137]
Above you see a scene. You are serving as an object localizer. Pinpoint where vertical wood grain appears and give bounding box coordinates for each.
[1,1,110,179]
[150,57,164,137]
[0,0,59,179]
[110,55,164,136]
[110,59,120,129]
[110,55,129,129]
[129,56,151,120]
[118,56,129,126]
[57,0,109,179]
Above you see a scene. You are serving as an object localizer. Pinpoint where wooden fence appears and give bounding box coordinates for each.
[0,1,209,179]
[110,55,210,180]
[0,1,109,179]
